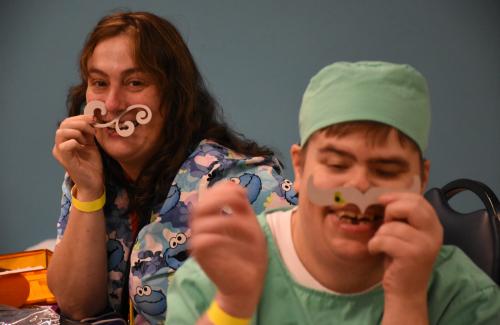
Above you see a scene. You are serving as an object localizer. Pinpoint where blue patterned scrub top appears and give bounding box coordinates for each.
[56,140,297,323]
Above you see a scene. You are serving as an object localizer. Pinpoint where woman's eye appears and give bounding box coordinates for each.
[128,80,144,87]
[91,80,107,88]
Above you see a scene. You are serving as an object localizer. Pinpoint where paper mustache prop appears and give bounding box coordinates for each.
[307,175,421,215]
[84,100,153,137]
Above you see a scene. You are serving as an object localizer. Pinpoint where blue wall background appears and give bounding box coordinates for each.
[1,0,499,253]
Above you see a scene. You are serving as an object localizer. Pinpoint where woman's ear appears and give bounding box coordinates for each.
[290,144,303,193]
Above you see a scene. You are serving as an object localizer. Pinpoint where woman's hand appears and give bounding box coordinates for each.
[49,115,109,318]
[190,181,268,319]
[53,115,104,198]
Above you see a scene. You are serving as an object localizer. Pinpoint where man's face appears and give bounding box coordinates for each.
[291,128,429,264]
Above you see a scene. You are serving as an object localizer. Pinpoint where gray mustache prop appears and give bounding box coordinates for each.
[307,175,421,213]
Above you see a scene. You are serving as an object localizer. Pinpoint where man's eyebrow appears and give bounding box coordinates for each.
[318,145,411,168]
[369,157,410,169]
[318,145,355,160]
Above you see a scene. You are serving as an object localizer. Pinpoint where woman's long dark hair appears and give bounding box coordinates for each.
[67,11,276,226]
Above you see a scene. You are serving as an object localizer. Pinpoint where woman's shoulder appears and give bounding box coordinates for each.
[171,139,297,211]
[192,139,281,168]
[191,139,249,160]
[184,140,284,182]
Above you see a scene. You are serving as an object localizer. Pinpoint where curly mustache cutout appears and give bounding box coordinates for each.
[83,100,153,137]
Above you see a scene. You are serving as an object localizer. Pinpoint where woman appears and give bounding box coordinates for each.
[48,11,296,323]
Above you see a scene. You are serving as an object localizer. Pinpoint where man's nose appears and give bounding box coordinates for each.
[344,169,371,193]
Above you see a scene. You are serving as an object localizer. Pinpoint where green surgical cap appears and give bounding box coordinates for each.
[299,61,431,152]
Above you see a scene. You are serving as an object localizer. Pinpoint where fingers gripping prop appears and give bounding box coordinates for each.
[83,100,153,137]
[307,175,421,214]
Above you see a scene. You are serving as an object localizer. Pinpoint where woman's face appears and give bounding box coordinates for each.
[85,33,166,179]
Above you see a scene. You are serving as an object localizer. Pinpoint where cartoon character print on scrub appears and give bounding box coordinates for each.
[134,285,167,317]
[230,172,262,203]
[130,223,190,320]
[164,231,189,270]
[262,177,299,210]
[280,178,299,205]
[131,249,166,278]
[129,140,296,324]
[107,238,125,271]
[130,227,191,319]
[160,183,181,215]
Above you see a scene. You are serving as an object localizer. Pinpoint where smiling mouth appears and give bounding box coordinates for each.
[328,204,385,225]
[337,211,382,224]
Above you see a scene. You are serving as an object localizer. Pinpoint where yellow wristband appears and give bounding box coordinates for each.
[71,185,106,213]
[206,300,251,325]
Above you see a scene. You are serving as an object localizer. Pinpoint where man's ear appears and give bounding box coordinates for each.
[290,144,303,193]
[421,159,431,193]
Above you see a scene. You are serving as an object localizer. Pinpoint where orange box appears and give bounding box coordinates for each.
[0,249,56,306]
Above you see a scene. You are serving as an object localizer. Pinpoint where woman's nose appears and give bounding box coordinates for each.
[104,87,124,114]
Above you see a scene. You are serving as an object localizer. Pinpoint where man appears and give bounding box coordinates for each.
[166,61,500,324]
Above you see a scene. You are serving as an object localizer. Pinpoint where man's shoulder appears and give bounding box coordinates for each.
[170,256,216,297]
[427,245,500,324]
[433,245,496,288]
[256,207,295,228]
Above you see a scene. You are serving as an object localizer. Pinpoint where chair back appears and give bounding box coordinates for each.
[424,178,500,285]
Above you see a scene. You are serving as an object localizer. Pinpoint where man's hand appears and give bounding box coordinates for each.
[190,181,268,318]
[368,192,443,324]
